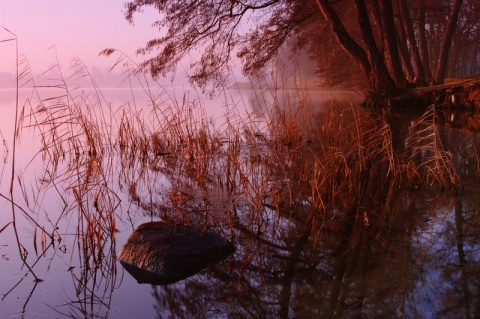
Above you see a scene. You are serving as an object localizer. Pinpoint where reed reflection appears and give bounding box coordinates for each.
[112,93,478,317]
[3,59,480,318]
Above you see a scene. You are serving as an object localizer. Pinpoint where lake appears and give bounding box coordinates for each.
[0,81,479,318]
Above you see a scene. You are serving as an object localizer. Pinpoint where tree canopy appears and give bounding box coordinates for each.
[124,0,480,97]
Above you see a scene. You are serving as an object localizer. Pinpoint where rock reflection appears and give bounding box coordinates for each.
[125,106,480,318]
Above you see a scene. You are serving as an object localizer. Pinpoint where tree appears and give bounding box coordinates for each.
[314,0,464,93]
[434,0,464,83]
[445,0,480,77]
[123,0,471,98]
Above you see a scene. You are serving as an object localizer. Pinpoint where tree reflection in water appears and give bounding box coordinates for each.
[4,67,480,318]
[116,103,480,318]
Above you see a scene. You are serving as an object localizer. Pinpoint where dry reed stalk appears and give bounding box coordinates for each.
[0,40,470,302]
[403,104,459,191]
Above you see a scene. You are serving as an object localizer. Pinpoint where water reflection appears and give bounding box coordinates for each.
[2,74,480,318]
[128,194,480,318]
[122,104,480,318]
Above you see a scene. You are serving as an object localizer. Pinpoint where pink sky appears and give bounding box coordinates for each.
[0,1,160,74]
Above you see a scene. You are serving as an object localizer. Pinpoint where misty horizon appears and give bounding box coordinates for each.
[0,65,194,89]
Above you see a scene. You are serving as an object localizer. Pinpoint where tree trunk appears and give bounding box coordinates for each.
[369,1,385,54]
[354,0,397,95]
[395,8,415,80]
[472,42,479,75]
[418,0,433,81]
[380,0,406,88]
[398,0,426,82]
[314,0,371,78]
[435,0,464,84]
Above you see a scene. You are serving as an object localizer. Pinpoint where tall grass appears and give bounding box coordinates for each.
[18,53,464,241]
[1,43,473,316]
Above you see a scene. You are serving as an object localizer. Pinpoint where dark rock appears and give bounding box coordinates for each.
[117,221,234,285]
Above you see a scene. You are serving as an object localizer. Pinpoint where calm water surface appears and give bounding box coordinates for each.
[0,85,478,318]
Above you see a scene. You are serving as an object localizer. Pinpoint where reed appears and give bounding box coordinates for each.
[27,58,460,237]
[0,43,469,316]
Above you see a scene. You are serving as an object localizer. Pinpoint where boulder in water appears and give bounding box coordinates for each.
[117,221,234,285]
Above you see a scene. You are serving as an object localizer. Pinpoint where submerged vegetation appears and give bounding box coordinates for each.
[1,42,479,317]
